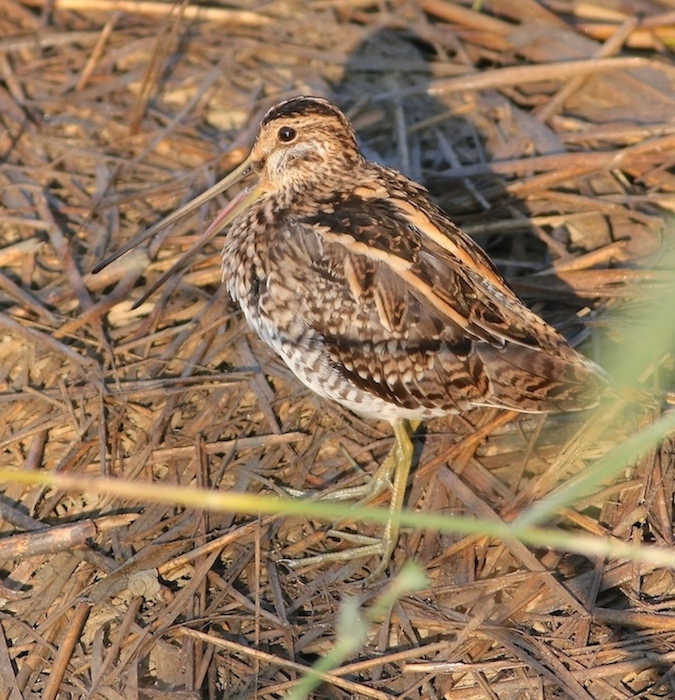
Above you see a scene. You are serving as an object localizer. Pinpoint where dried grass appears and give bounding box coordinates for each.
[1,0,675,698]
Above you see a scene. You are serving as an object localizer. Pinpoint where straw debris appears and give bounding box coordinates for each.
[1,1,674,697]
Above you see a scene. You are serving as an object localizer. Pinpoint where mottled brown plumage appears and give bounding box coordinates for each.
[96,95,608,578]
[222,97,605,423]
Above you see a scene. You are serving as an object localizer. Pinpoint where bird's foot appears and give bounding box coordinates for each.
[279,529,398,582]
[278,420,418,581]
[282,441,396,503]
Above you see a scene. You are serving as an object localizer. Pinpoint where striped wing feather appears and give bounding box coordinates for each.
[295,175,605,414]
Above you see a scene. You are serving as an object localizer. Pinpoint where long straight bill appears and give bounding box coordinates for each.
[130,182,265,309]
[92,156,253,273]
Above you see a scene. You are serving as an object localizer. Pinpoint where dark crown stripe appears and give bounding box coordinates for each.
[262,96,348,127]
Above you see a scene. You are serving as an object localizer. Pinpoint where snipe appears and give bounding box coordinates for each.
[96,96,607,579]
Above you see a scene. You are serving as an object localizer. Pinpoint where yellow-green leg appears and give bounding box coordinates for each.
[282,418,420,579]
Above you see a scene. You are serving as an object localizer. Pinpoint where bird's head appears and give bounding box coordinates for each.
[250,96,364,196]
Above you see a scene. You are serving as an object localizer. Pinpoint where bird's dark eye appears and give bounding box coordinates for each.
[277,126,297,143]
